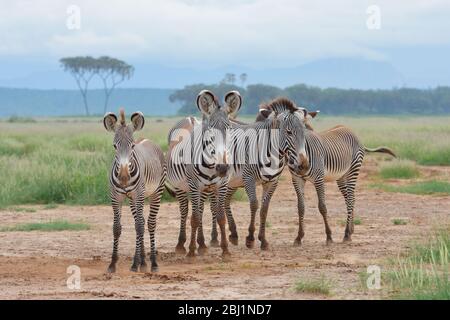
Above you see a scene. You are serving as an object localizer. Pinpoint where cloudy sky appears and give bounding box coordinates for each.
[1,0,450,88]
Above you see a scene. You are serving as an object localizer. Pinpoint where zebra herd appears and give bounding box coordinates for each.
[103,90,395,273]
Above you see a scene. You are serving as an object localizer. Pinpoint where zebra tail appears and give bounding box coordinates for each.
[164,182,177,198]
[364,146,396,158]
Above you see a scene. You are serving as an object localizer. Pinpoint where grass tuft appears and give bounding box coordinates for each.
[294,276,332,295]
[392,218,408,225]
[372,180,450,195]
[387,227,449,299]
[379,160,419,179]
[0,219,90,232]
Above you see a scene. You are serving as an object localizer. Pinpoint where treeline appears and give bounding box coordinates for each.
[171,83,450,115]
[0,87,180,117]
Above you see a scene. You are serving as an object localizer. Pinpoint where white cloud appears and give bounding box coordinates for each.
[0,0,449,67]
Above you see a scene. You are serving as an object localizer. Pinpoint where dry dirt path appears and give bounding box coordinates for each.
[0,163,449,299]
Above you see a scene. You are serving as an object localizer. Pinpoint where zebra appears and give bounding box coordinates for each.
[205,98,309,250]
[166,90,242,258]
[103,108,166,273]
[255,107,396,244]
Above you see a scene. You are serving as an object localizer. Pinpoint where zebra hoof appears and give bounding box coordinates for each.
[151,264,159,273]
[326,238,334,245]
[186,250,196,258]
[260,241,270,251]
[293,239,302,247]
[221,251,232,262]
[130,265,139,272]
[229,235,239,246]
[210,239,220,247]
[139,264,148,273]
[343,236,352,243]
[107,264,116,273]
[197,245,208,255]
[175,245,187,255]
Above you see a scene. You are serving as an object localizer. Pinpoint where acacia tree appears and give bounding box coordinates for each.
[97,56,134,114]
[60,56,134,115]
[239,73,248,87]
[60,56,97,115]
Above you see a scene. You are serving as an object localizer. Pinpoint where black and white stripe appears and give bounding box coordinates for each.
[166,90,242,258]
[104,109,166,273]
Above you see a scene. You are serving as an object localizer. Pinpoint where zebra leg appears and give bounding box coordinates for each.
[107,199,122,273]
[175,192,188,254]
[197,193,208,255]
[343,185,356,242]
[292,175,306,246]
[215,185,231,258]
[210,193,220,247]
[244,180,259,249]
[225,188,239,245]
[187,191,202,258]
[337,177,350,241]
[314,179,333,244]
[130,195,146,272]
[148,187,163,272]
[258,180,278,250]
[342,157,362,242]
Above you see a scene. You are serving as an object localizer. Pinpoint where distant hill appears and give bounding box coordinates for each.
[0,87,180,117]
[0,58,407,90]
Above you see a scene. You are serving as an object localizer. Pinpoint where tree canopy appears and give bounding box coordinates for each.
[172,82,450,115]
[60,56,134,115]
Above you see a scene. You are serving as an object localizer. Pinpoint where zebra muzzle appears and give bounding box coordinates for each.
[118,165,131,187]
[298,153,309,174]
[215,164,229,177]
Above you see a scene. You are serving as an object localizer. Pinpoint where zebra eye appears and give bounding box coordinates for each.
[113,143,118,150]
[131,143,136,149]
[286,129,293,135]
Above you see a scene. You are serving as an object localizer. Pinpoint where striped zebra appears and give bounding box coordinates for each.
[206,98,310,250]
[103,109,166,273]
[166,90,242,258]
[256,107,396,244]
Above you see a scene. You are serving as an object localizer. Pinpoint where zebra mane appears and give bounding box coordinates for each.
[119,108,126,126]
[260,97,298,114]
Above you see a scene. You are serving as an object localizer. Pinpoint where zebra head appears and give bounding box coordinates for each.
[258,98,310,175]
[103,108,145,188]
[279,109,310,175]
[197,90,242,177]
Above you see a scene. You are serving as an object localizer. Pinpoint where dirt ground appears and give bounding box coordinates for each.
[0,159,449,300]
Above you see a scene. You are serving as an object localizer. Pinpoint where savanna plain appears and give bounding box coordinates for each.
[0,115,449,299]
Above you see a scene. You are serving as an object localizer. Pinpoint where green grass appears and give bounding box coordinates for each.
[294,276,332,295]
[379,160,420,179]
[10,207,37,213]
[339,217,362,226]
[1,116,449,207]
[392,218,408,225]
[0,219,91,232]
[372,180,450,195]
[0,119,177,207]
[43,203,58,209]
[387,227,449,299]
[231,189,248,202]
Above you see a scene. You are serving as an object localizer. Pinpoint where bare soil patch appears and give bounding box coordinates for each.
[0,163,449,299]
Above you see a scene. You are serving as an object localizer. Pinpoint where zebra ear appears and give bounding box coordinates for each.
[224,91,242,118]
[197,90,217,117]
[131,112,145,131]
[103,113,117,132]
[308,110,319,119]
[256,108,273,121]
